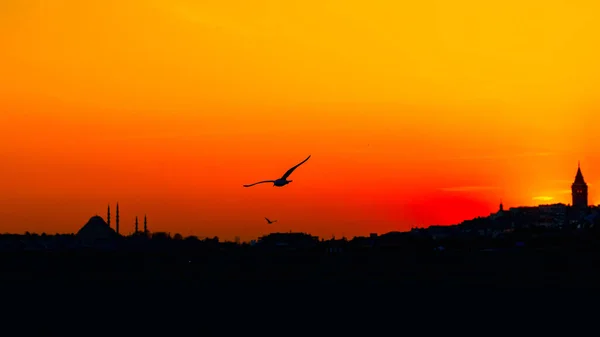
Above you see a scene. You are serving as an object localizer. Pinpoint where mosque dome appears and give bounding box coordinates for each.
[77,215,118,242]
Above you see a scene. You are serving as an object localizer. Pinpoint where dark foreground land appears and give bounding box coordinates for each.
[5,231,600,330]
[4,247,600,333]
[2,248,600,287]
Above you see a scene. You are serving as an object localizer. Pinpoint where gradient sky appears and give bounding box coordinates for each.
[1,0,599,241]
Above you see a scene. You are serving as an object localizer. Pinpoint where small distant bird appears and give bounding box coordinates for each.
[265,217,277,224]
[243,155,311,188]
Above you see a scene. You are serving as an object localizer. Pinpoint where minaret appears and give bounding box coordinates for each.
[144,214,147,233]
[107,204,111,228]
[571,161,588,212]
[116,203,120,235]
[499,200,504,212]
[135,216,139,234]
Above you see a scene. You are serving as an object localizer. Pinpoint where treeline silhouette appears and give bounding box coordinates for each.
[1,227,600,285]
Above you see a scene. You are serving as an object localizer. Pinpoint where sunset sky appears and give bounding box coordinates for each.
[1,0,600,241]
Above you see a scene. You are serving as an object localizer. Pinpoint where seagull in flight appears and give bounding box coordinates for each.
[243,155,311,188]
[265,217,277,224]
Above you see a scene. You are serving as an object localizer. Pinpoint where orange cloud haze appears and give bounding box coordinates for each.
[1,0,599,241]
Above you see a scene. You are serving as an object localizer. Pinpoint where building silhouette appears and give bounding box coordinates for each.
[76,215,118,248]
[572,161,588,212]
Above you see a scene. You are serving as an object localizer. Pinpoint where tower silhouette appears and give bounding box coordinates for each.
[571,161,588,211]
[107,204,111,228]
[144,215,147,234]
[135,216,139,234]
[116,203,120,235]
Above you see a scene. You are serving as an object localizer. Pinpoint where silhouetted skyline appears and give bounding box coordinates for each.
[1,162,595,244]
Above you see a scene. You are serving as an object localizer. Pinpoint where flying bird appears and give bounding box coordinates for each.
[265,217,277,224]
[243,155,311,188]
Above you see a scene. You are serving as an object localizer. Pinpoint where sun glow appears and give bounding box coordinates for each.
[533,196,554,202]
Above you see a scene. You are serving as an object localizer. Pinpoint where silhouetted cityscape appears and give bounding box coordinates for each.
[2,163,600,285]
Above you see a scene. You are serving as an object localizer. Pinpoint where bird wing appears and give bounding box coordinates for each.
[243,180,275,187]
[281,155,311,179]
[265,217,271,223]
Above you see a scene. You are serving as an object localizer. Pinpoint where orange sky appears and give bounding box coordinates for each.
[1,0,600,241]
